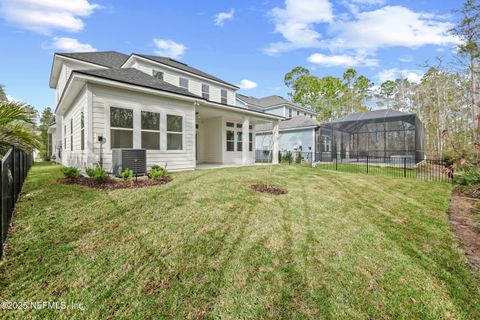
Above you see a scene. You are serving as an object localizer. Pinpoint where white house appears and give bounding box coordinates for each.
[255,116,320,154]
[236,94,317,118]
[236,94,319,156]
[48,51,283,172]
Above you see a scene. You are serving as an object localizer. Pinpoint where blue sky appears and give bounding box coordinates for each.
[0,0,463,113]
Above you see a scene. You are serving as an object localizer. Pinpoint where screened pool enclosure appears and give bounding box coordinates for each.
[316,109,425,163]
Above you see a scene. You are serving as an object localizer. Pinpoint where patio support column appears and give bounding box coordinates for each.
[242,116,250,165]
[272,120,280,164]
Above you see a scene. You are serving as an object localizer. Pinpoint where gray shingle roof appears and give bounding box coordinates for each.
[237,94,291,108]
[74,68,200,99]
[256,116,320,132]
[329,109,413,123]
[57,51,130,68]
[133,54,239,88]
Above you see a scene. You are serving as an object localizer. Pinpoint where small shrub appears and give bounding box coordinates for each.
[295,151,302,164]
[148,166,167,180]
[282,151,293,164]
[454,165,480,186]
[85,166,108,184]
[61,166,80,179]
[119,168,134,181]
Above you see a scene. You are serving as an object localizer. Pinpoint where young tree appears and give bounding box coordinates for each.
[39,107,55,159]
[0,101,41,155]
[451,0,480,142]
[0,85,7,102]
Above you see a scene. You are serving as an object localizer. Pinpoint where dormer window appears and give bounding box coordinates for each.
[202,84,209,100]
[221,89,227,105]
[152,70,164,81]
[179,77,189,89]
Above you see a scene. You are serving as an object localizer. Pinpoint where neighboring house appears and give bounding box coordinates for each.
[256,116,320,154]
[236,94,317,118]
[48,51,283,172]
[237,94,318,156]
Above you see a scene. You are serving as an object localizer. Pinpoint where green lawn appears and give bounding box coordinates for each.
[1,162,479,319]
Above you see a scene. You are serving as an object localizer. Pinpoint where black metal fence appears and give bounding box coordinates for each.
[315,155,452,183]
[1,147,33,258]
[255,150,452,183]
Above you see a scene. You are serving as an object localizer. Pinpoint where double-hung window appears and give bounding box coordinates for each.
[202,84,209,100]
[70,119,73,151]
[110,107,133,149]
[167,115,183,150]
[226,122,235,151]
[152,70,164,81]
[80,112,85,150]
[221,89,228,104]
[179,77,189,90]
[141,111,160,150]
[288,108,292,118]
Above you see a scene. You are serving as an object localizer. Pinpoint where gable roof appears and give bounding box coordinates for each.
[329,109,413,123]
[74,68,200,99]
[256,116,320,132]
[56,51,130,68]
[131,54,239,88]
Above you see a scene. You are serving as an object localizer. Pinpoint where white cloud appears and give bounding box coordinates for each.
[52,37,96,52]
[350,0,386,5]
[330,6,459,52]
[264,0,333,55]
[399,55,413,63]
[215,8,234,26]
[237,79,258,90]
[0,0,100,34]
[377,68,424,83]
[153,38,187,59]
[308,52,378,67]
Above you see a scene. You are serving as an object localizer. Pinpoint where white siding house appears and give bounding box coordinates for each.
[49,51,283,172]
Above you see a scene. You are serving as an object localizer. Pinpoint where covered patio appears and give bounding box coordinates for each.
[194,101,282,168]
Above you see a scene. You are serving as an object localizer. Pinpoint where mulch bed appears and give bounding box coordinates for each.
[448,189,480,270]
[250,184,288,195]
[58,176,172,190]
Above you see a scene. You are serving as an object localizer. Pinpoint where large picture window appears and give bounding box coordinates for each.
[167,114,183,150]
[141,111,160,150]
[110,107,133,149]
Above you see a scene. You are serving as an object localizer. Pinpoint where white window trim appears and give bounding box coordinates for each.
[225,121,253,153]
[166,113,185,152]
[141,111,161,150]
[109,106,134,150]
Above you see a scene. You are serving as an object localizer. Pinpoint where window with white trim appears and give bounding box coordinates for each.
[141,111,160,150]
[221,89,227,104]
[297,110,300,116]
[80,112,85,150]
[202,84,209,100]
[179,77,189,89]
[226,122,235,151]
[288,108,292,118]
[70,119,73,151]
[152,70,164,81]
[110,107,133,149]
[167,114,183,150]
[225,122,253,152]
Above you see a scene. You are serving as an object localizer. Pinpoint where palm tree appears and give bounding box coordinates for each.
[0,101,41,155]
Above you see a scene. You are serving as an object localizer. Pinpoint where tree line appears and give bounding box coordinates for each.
[284,0,480,159]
